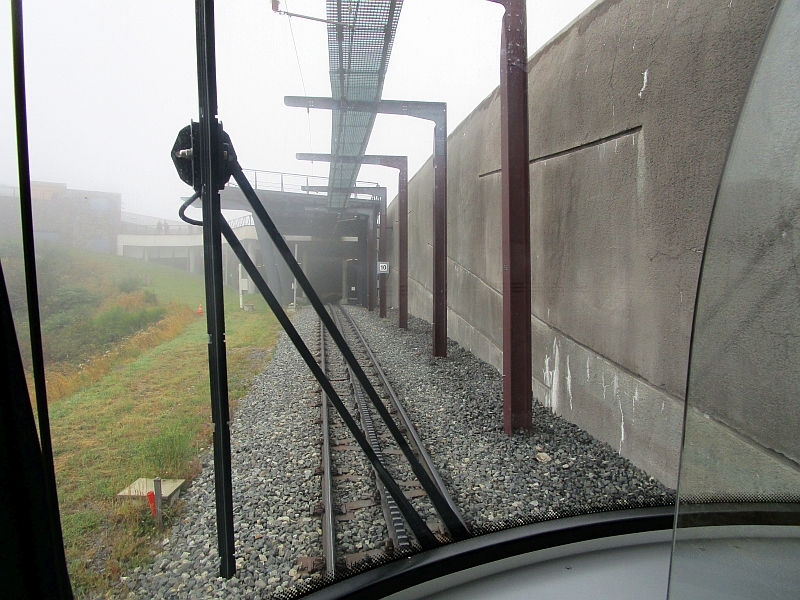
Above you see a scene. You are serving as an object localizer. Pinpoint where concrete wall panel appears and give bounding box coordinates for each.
[387,0,777,486]
[530,313,685,487]
[527,0,776,398]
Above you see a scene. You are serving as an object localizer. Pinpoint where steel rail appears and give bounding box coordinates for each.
[330,307,411,552]
[337,306,469,538]
[230,160,470,542]
[319,318,336,577]
[218,220,438,549]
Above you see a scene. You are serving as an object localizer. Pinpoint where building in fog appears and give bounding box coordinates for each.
[0,181,121,252]
[0,180,378,309]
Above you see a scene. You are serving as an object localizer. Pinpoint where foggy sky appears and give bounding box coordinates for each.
[0,0,595,221]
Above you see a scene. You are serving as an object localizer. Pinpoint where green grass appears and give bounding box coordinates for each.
[1,244,210,384]
[8,247,283,597]
[57,296,280,596]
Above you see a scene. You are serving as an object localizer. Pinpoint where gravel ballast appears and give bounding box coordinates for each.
[128,306,673,599]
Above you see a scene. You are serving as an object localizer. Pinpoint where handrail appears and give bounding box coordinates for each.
[119,215,253,235]
[230,167,380,195]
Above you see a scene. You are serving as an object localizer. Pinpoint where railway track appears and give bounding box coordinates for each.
[297,305,467,577]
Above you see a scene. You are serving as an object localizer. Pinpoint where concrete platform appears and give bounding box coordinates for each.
[117,478,186,505]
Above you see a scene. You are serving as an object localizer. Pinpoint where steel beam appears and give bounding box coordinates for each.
[301,185,387,315]
[379,187,388,318]
[194,0,236,575]
[227,160,469,544]
[490,0,533,433]
[368,204,376,312]
[11,2,73,595]
[287,97,447,356]
[297,153,409,329]
[219,221,440,548]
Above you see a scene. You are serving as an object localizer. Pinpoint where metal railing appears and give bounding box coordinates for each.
[231,168,380,197]
[120,215,254,236]
[227,215,254,229]
[119,222,203,235]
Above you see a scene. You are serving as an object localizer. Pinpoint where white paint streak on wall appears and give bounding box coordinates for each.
[551,340,561,415]
[618,387,626,453]
[543,352,553,410]
[586,356,591,382]
[567,355,573,411]
[633,387,639,423]
[637,130,646,207]
[638,69,649,98]
[602,373,610,400]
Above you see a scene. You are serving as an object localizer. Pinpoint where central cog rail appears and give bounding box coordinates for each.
[300,305,468,577]
[331,306,412,555]
[335,305,466,530]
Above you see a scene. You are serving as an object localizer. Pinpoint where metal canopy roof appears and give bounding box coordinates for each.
[326,0,402,209]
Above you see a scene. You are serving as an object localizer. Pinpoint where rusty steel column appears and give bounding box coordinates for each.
[492,0,532,433]
[300,184,386,315]
[368,205,376,312]
[397,159,409,329]
[378,191,388,318]
[296,153,410,329]
[432,114,448,357]
[287,98,447,355]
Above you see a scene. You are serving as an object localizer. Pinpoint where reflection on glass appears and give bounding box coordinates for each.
[669,0,800,596]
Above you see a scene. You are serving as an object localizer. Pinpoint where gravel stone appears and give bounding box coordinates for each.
[129,306,672,599]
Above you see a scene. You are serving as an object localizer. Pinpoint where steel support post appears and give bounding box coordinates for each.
[297,153,410,328]
[194,0,236,576]
[431,119,447,357]
[225,161,469,542]
[287,97,446,354]
[368,205,376,312]
[301,185,387,315]
[491,0,533,433]
[11,3,73,596]
[359,231,368,308]
[397,159,409,329]
[378,190,388,318]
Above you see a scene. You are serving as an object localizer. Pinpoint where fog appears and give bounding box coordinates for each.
[0,0,595,221]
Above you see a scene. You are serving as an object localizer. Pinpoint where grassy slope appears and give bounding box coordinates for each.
[26,251,281,596]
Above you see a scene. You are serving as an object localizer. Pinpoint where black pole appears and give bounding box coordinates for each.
[195,0,236,577]
[10,2,73,596]
[219,222,438,548]
[230,164,469,541]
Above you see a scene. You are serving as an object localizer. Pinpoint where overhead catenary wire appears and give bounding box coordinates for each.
[282,1,316,175]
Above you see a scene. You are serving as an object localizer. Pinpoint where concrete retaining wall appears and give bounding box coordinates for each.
[387,0,777,487]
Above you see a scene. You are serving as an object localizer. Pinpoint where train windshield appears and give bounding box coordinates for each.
[0,0,797,599]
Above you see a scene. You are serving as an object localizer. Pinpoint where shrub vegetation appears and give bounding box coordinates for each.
[0,242,280,597]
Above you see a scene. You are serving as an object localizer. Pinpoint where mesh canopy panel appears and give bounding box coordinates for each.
[326,0,402,208]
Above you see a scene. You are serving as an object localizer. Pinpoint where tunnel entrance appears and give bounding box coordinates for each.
[346,258,360,304]
[306,255,345,304]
